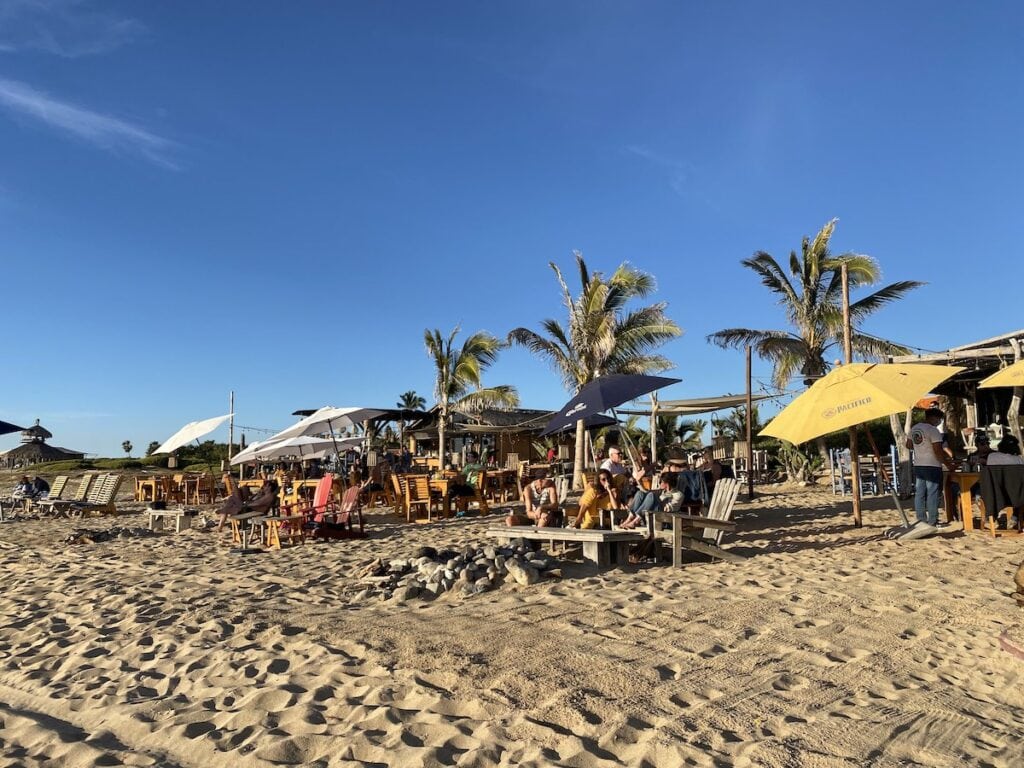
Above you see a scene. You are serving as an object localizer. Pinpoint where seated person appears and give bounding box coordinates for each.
[984,435,1024,529]
[30,476,50,499]
[507,472,559,527]
[362,463,386,494]
[988,435,1024,466]
[11,475,35,501]
[599,446,630,481]
[448,451,484,509]
[697,448,734,495]
[570,468,625,529]
[621,471,684,529]
[216,479,279,532]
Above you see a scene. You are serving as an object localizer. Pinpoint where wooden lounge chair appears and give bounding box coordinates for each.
[39,473,99,517]
[71,474,124,518]
[28,475,68,514]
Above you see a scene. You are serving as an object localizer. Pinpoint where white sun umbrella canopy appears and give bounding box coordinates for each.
[230,436,360,465]
[229,438,282,466]
[268,407,387,442]
[153,414,232,455]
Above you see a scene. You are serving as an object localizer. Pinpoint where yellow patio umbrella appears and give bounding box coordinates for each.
[761,363,965,445]
[978,359,1024,389]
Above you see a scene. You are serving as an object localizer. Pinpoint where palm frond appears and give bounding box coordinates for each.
[848,280,925,322]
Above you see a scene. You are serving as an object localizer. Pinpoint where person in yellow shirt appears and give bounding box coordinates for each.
[571,468,625,529]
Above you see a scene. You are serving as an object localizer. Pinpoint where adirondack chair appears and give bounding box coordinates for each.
[71,474,124,517]
[262,474,335,549]
[40,473,99,517]
[313,485,366,540]
[672,477,743,563]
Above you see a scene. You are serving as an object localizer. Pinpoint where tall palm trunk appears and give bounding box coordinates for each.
[573,419,586,490]
[814,437,829,472]
[890,411,912,495]
[437,407,447,470]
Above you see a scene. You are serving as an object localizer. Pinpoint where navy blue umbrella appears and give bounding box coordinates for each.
[0,419,24,436]
[539,374,681,436]
[548,412,618,434]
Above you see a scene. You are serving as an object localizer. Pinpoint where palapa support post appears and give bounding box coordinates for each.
[842,263,862,527]
[746,345,755,500]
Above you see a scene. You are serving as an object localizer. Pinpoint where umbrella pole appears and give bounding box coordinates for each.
[842,263,863,527]
[865,426,910,527]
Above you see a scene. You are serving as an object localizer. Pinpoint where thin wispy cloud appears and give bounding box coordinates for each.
[0,0,145,58]
[0,77,178,168]
[625,144,693,196]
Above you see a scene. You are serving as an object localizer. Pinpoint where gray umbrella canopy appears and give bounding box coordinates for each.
[0,419,25,436]
[539,375,681,437]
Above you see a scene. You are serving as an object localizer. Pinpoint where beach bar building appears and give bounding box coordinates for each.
[0,419,85,469]
[889,329,1024,448]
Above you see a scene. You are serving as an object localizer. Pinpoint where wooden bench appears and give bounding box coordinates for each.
[148,507,199,533]
[486,526,647,567]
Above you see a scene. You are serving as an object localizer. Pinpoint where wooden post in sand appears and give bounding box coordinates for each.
[746,346,755,500]
[842,263,862,527]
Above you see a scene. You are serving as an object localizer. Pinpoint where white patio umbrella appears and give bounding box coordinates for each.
[268,406,386,467]
[153,414,231,455]
[269,407,387,442]
[230,436,361,465]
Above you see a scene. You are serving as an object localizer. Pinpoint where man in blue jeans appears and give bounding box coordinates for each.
[907,408,955,525]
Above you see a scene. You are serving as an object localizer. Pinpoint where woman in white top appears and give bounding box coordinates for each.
[988,435,1024,466]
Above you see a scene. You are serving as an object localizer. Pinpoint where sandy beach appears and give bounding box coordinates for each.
[1,484,1023,767]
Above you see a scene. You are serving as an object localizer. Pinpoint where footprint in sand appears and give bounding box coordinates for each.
[655,663,681,681]
[772,673,809,692]
[825,647,872,664]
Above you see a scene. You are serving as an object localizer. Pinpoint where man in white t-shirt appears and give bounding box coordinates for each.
[907,408,954,525]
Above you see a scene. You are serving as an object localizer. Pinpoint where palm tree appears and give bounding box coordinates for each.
[396,390,427,449]
[711,405,766,443]
[707,219,922,458]
[122,440,133,458]
[676,418,707,449]
[509,252,682,488]
[424,327,519,467]
[397,390,426,411]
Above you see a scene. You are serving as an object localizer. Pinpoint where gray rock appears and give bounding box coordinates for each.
[441,578,454,592]
[422,581,443,597]
[483,546,497,560]
[475,577,493,591]
[505,559,538,586]
[495,555,506,572]
[531,559,549,571]
[486,567,498,580]
[392,585,420,602]
[459,568,474,583]
[443,569,455,581]
[412,545,437,560]
[389,559,409,571]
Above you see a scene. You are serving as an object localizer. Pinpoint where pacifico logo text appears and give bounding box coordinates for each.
[821,396,872,420]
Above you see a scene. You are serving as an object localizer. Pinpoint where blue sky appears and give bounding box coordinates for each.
[1,1,1022,457]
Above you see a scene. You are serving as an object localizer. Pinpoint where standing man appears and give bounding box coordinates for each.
[907,407,955,526]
